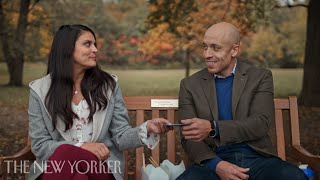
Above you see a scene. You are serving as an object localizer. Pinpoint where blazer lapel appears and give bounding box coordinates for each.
[56,118,72,141]
[200,70,219,120]
[29,75,73,141]
[232,61,249,118]
[91,88,113,142]
[91,108,107,142]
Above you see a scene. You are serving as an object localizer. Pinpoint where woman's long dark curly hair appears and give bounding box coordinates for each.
[45,24,116,131]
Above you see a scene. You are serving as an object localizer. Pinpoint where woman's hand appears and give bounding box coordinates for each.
[147,118,173,135]
[80,142,110,161]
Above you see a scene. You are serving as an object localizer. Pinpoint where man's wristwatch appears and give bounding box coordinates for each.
[209,121,216,138]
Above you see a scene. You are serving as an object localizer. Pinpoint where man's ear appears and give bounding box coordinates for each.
[231,44,239,57]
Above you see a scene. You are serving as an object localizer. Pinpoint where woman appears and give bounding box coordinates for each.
[28,24,172,180]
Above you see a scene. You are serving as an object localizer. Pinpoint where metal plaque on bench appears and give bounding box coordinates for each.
[151,99,179,108]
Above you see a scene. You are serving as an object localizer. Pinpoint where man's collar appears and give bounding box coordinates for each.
[214,60,237,79]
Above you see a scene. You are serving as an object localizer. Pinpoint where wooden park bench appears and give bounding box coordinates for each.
[0,96,319,180]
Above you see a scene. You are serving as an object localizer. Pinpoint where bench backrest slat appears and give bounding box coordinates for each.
[289,97,301,146]
[167,109,176,163]
[275,109,286,160]
[135,110,145,180]
[151,110,160,164]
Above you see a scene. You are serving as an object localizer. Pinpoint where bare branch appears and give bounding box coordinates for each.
[221,0,232,20]
[29,0,40,12]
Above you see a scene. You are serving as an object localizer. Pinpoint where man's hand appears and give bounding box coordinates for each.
[180,118,211,141]
[80,142,110,161]
[147,118,173,135]
[216,161,250,180]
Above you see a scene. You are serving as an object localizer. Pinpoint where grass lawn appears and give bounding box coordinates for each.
[0,62,303,109]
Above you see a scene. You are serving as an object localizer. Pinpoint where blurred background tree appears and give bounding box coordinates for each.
[246,7,306,68]
[248,0,319,106]
[0,0,33,86]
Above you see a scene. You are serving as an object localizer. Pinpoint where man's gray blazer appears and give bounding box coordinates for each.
[178,61,277,164]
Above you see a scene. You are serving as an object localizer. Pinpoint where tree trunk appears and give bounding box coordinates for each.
[299,0,320,106]
[184,49,190,77]
[0,0,30,86]
[7,57,24,86]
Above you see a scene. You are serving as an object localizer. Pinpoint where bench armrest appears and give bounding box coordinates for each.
[0,145,34,179]
[292,145,320,178]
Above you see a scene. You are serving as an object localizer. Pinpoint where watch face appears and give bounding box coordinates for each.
[210,129,216,137]
[209,121,216,137]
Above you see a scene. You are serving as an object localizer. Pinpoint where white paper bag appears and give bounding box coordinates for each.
[160,160,185,180]
[141,164,169,180]
[141,160,185,180]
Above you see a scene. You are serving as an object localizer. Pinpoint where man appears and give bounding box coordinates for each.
[177,22,306,180]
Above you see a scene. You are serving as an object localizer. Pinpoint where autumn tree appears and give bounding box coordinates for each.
[246,7,306,68]
[245,0,320,106]
[0,0,37,86]
[25,3,52,62]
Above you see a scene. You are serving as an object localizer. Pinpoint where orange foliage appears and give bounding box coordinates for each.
[138,23,176,56]
[142,0,250,58]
